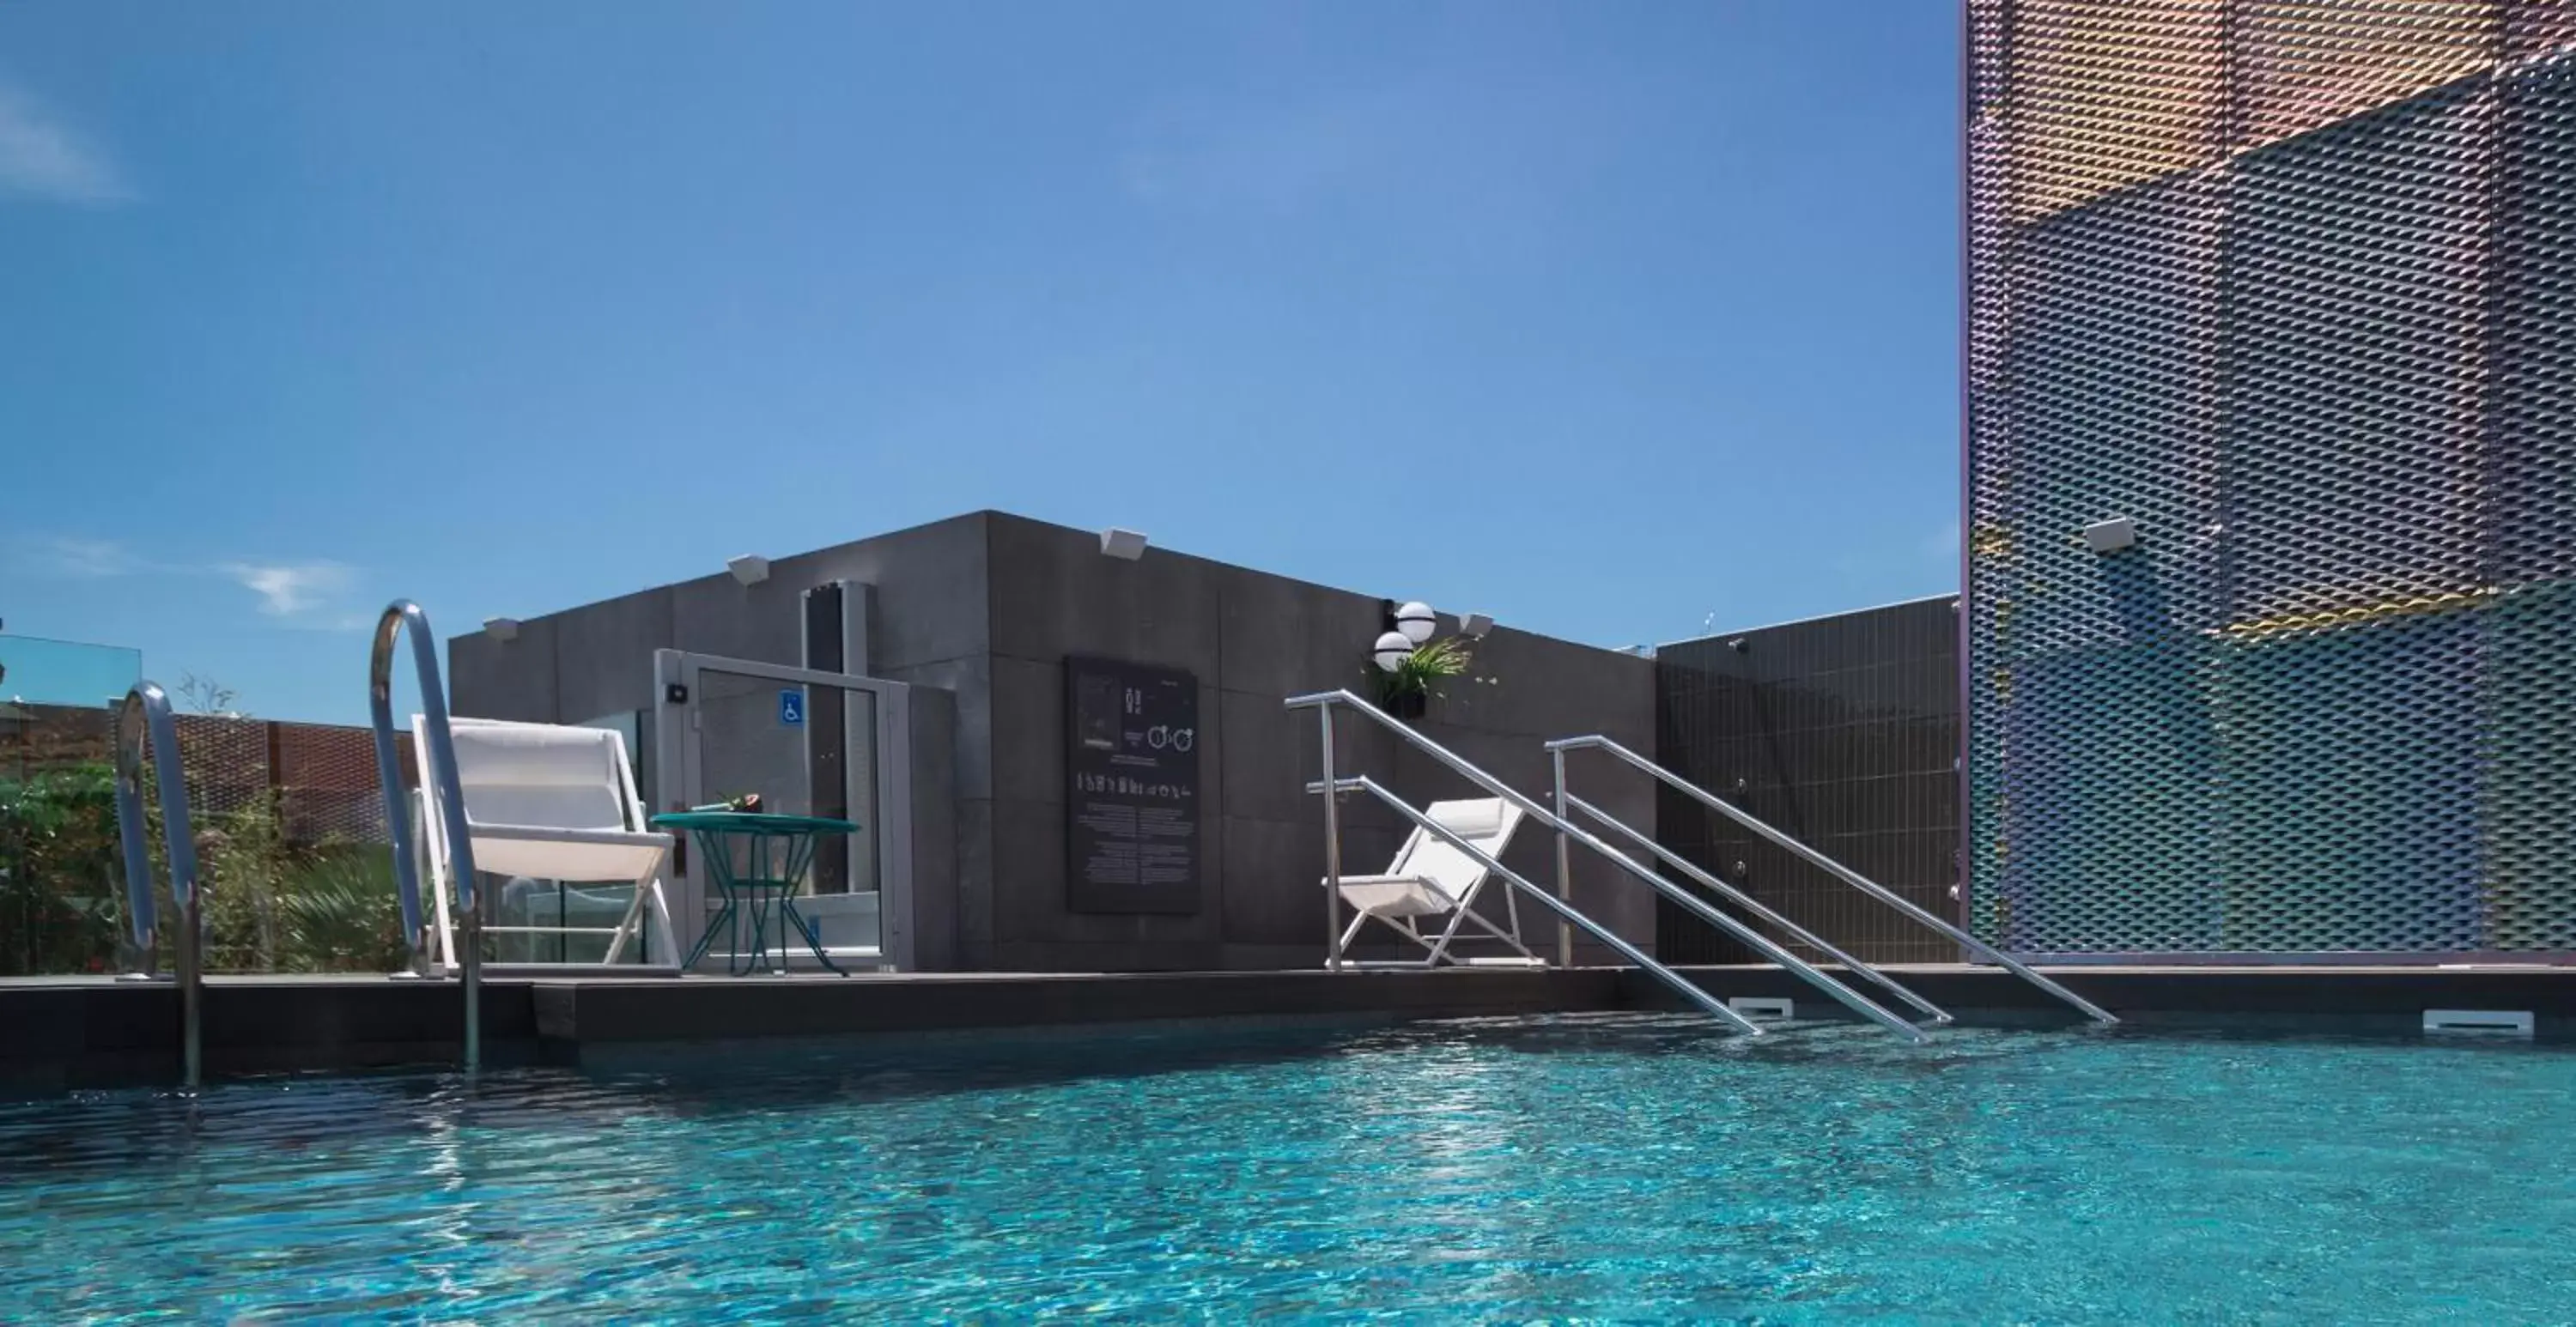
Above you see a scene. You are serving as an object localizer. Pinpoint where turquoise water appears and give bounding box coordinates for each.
[4,1014,2575,1322]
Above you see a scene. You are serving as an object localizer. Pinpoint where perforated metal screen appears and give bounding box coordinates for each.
[1965,1,2576,957]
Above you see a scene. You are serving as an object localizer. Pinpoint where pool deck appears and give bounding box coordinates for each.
[8,960,2576,1089]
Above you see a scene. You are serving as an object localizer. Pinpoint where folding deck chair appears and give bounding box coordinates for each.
[1326,797,1540,968]
[415,716,675,971]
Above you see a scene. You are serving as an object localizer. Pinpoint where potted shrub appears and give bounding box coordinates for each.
[1372,636,1472,720]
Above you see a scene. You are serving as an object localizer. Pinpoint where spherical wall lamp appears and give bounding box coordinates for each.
[1372,631,1414,673]
[1393,601,1437,646]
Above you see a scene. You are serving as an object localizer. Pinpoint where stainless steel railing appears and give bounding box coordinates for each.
[1555,776,1955,1027]
[112,681,206,1089]
[1544,734,2118,1027]
[1285,688,1926,1041]
[370,600,488,1071]
[1319,773,1763,1036]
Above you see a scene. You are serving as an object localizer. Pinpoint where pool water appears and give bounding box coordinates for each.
[5,1014,2574,1322]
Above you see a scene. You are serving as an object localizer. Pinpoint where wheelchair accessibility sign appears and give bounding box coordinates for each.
[779,690,805,727]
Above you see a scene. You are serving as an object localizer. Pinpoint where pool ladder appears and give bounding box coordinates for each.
[108,601,490,1089]
[1285,690,2116,1039]
[112,682,208,1088]
[369,600,488,1073]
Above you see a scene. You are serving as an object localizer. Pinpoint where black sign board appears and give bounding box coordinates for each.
[1065,656,1200,913]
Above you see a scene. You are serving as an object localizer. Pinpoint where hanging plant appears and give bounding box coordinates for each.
[1373,637,1473,711]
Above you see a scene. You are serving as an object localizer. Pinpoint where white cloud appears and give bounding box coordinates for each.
[224,561,355,618]
[30,535,143,578]
[0,82,130,206]
[16,536,369,628]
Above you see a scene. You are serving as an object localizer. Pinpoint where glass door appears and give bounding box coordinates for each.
[659,652,911,970]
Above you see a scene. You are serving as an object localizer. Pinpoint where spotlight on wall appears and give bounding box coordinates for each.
[1100,527,1150,560]
[1372,631,1414,672]
[727,554,771,586]
[1458,611,1494,639]
[2081,517,2138,554]
[483,617,520,643]
[1393,601,1438,645]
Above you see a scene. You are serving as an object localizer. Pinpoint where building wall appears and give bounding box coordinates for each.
[976,513,1658,972]
[1654,599,1960,965]
[450,510,1661,973]
[1965,2,2576,957]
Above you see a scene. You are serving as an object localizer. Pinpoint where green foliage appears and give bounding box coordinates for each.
[196,793,410,973]
[271,846,410,973]
[1372,636,1474,704]
[0,768,410,975]
[0,764,124,975]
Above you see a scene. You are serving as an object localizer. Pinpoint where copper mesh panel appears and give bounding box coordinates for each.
[1967,1,2576,957]
[10,704,410,846]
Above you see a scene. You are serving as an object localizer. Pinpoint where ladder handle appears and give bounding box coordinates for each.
[1545,733,2119,1027]
[1327,775,1765,1037]
[1562,791,1954,1027]
[1286,689,1923,1039]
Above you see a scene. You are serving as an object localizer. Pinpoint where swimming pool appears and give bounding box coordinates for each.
[3,1014,2571,1321]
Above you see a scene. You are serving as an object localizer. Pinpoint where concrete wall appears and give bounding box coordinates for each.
[447,512,987,968]
[450,511,990,724]
[451,509,1659,973]
[976,513,1658,972]
[1656,597,1961,965]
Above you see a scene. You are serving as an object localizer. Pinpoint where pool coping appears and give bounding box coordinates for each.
[0,968,1624,1091]
[8,962,2576,1090]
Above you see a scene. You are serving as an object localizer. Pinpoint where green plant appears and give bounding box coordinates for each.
[1373,636,1473,704]
[0,764,124,975]
[197,789,294,971]
[0,754,415,975]
[271,846,409,973]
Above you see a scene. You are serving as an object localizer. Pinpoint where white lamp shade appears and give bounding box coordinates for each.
[1394,601,1437,645]
[1372,631,1413,672]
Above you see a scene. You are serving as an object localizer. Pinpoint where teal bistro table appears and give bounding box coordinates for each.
[652,811,857,977]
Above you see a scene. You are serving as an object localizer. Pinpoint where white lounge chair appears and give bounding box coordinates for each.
[1326,797,1541,968]
[415,716,675,970]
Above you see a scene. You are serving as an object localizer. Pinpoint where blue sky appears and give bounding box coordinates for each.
[1,3,1960,724]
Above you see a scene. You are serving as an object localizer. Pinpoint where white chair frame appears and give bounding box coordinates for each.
[1327,798,1543,969]
[416,716,675,972]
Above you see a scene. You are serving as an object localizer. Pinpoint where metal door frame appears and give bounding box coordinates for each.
[651,649,915,970]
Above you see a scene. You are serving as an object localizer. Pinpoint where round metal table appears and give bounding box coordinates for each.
[651,811,857,977]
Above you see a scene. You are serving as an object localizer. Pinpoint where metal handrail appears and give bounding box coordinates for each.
[1558,787,1953,1026]
[370,600,487,1070]
[1285,689,1926,1041]
[1545,734,2118,1026]
[112,682,205,1088]
[1324,774,1763,1036]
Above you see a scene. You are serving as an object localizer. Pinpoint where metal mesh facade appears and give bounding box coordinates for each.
[1966,1,2576,957]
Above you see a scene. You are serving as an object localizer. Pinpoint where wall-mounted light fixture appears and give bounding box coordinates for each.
[1372,632,1413,671]
[483,617,520,643]
[1100,528,1149,560]
[1392,600,1437,645]
[2082,517,2138,554]
[727,554,771,586]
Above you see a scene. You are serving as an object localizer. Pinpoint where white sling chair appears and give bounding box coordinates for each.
[1326,797,1541,968]
[415,716,675,971]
